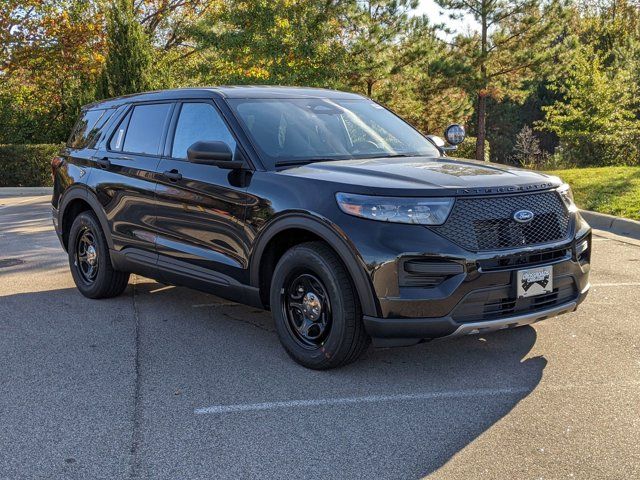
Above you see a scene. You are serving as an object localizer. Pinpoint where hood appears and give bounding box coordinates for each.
[277,156,562,196]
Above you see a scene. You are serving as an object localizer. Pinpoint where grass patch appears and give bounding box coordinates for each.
[546,166,640,220]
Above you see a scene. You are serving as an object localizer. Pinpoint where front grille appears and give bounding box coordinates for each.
[452,276,577,323]
[432,191,571,251]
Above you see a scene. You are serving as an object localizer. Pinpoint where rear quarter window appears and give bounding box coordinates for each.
[67,109,107,148]
[67,110,105,148]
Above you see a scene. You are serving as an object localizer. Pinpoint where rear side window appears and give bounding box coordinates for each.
[120,103,172,155]
[67,109,105,148]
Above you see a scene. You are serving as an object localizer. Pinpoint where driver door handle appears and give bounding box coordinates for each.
[96,157,111,169]
[162,169,182,181]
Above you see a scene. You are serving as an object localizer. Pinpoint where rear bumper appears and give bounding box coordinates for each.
[51,205,66,250]
[364,281,590,347]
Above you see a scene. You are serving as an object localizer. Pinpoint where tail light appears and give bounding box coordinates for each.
[51,156,64,181]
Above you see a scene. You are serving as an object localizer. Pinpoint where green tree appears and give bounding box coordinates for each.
[341,1,475,136]
[375,38,474,135]
[541,44,640,166]
[343,0,426,97]
[98,0,152,98]
[133,0,214,89]
[189,0,347,86]
[0,0,105,143]
[435,0,565,161]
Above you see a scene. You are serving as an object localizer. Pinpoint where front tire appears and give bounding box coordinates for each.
[270,242,370,369]
[68,211,130,299]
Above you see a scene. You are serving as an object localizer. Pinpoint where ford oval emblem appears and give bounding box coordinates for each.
[513,209,535,223]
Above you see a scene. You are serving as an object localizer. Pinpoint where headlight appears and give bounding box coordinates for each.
[558,184,577,212]
[336,193,454,225]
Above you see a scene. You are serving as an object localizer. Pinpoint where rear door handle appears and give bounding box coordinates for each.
[96,157,111,169]
[162,169,182,181]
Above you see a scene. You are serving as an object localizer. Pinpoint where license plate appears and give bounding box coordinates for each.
[517,265,553,298]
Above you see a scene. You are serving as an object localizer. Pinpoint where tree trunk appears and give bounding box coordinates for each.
[476,93,486,162]
[476,0,488,162]
[367,79,373,97]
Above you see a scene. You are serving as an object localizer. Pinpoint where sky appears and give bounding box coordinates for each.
[414,0,478,35]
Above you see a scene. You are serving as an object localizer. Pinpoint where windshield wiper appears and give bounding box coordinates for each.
[274,159,313,167]
[377,153,422,158]
[275,158,346,167]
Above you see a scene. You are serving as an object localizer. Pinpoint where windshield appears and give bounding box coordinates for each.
[228,98,440,169]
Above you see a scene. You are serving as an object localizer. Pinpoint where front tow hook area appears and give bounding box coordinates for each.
[447,302,578,338]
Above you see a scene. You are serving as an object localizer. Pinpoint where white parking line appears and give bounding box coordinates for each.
[591,283,640,287]
[194,387,531,415]
[149,285,174,293]
[195,380,640,415]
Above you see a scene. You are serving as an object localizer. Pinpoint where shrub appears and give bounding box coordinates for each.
[0,144,64,187]
[449,136,491,162]
[509,125,550,169]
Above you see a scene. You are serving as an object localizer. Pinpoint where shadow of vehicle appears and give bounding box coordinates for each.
[131,281,547,479]
[0,279,546,480]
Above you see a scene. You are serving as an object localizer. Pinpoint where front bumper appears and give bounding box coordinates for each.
[364,284,589,347]
[338,211,592,346]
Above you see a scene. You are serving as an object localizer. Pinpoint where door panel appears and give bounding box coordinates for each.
[91,152,162,252]
[154,101,253,287]
[89,102,173,253]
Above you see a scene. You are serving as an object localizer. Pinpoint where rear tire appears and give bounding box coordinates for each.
[68,211,129,299]
[270,241,370,369]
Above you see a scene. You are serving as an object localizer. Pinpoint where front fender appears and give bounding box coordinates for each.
[249,213,380,317]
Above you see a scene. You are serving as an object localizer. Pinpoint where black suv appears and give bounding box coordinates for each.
[52,87,591,369]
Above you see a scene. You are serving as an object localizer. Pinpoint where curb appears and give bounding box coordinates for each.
[0,187,53,196]
[580,209,640,241]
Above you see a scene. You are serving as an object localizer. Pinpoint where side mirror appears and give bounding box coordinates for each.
[426,135,446,149]
[186,141,244,169]
[444,124,465,146]
[427,133,458,154]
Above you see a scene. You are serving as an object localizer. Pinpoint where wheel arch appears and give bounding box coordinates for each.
[59,186,113,251]
[250,214,379,317]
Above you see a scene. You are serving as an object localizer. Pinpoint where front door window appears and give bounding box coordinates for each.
[171,103,237,159]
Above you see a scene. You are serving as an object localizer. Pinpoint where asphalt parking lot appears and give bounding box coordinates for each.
[1,194,639,480]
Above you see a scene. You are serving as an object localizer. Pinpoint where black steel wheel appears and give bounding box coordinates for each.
[75,226,99,284]
[270,241,370,369]
[68,211,130,299]
[283,272,332,348]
